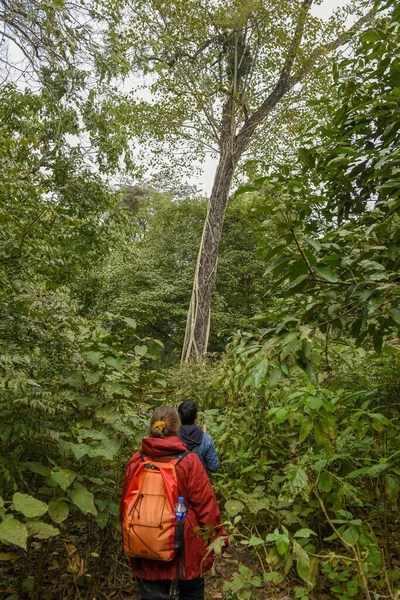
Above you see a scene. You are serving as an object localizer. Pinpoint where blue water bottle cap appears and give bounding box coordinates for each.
[178,496,184,503]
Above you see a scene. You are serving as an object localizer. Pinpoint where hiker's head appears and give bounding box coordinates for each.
[178,399,198,425]
[150,406,180,439]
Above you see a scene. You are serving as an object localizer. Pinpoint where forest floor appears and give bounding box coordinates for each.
[0,540,317,600]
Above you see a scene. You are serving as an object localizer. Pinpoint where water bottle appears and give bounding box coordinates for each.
[174,496,187,521]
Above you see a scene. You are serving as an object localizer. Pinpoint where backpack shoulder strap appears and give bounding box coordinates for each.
[140,450,191,463]
[176,449,191,463]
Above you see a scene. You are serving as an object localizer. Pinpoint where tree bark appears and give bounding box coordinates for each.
[181,144,237,363]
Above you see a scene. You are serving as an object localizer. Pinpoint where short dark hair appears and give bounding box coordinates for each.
[178,399,197,425]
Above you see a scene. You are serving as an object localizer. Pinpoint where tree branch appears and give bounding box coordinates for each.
[235,2,377,159]
[287,5,378,87]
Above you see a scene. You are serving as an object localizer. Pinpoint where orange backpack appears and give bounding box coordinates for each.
[121,452,189,561]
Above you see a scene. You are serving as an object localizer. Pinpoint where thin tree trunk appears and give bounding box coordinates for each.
[181,145,237,363]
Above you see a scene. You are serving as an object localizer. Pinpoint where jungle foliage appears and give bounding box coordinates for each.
[0,1,400,599]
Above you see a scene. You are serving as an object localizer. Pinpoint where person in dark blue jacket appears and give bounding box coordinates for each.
[178,399,220,472]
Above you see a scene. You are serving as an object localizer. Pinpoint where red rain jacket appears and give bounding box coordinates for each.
[120,436,227,580]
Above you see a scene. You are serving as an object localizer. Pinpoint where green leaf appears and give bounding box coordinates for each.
[343,526,359,545]
[293,467,308,489]
[48,500,69,524]
[306,396,322,411]
[251,358,269,388]
[248,536,264,547]
[264,256,293,276]
[68,487,97,516]
[314,265,338,282]
[299,148,315,168]
[68,443,90,460]
[27,522,60,540]
[293,540,311,583]
[318,471,333,493]
[134,345,148,357]
[305,237,321,252]
[275,534,290,556]
[293,529,316,538]
[267,368,283,388]
[0,519,28,550]
[121,316,137,329]
[61,371,84,387]
[225,500,244,517]
[263,572,284,583]
[85,351,103,365]
[12,493,48,518]
[104,356,125,370]
[387,308,400,324]
[50,469,76,491]
[299,417,313,442]
[288,274,309,290]
[86,371,102,385]
[23,462,51,476]
[314,423,328,445]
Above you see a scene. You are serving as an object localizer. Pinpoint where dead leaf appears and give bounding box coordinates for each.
[65,543,77,556]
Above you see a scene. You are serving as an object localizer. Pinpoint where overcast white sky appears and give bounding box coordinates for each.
[197,0,351,194]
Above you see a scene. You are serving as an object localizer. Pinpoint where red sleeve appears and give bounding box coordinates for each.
[180,453,222,528]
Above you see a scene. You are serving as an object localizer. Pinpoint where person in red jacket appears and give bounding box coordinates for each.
[120,406,227,600]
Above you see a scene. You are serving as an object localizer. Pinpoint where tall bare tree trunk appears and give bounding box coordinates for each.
[180,2,375,364]
[181,145,237,363]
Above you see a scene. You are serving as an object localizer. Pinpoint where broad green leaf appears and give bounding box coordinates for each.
[343,526,359,545]
[293,468,308,489]
[263,572,284,583]
[121,316,137,329]
[248,536,264,547]
[68,443,90,460]
[0,519,28,550]
[48,500,69,524]
[50,469,76,491]
[367,463,387,477]
[314,265,338,282]
[293,540,311,582]
[293,529,316,538]
[134,345,148,357]
[61,371,84,387]
[267,368,283,388]
[318,471,333,493]
[387,308,400,324]
[86,371,102,385]
[288,274,309,289]
[306,396,322,411]
[252,358,269,388]
[299,417,313,442]
[275,534,290,556]
[13,493,48,518]
[314,423,328,445]
[104,356,125,370]
[23,462,51,476]
[85,351,103,365]
[225,500,244,517]
[27,521,60,539]
[68,487,97,515]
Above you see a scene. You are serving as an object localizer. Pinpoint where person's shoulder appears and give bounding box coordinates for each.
[126,450,141,468]
[203,432,215,445]
[181,450,203,469]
